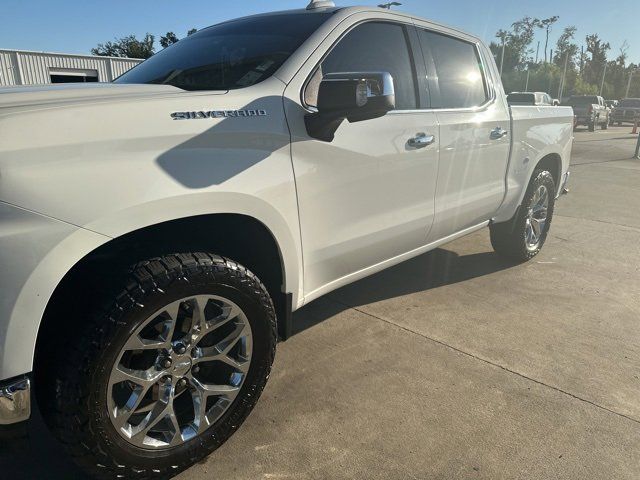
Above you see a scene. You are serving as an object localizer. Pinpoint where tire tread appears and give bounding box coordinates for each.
[45,253,277,480]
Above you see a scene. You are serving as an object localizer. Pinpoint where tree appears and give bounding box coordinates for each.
[535,16,559,63]
[160,32,179,49]
[92,34,155,59]
[489,17,539,73]
[553,26,578,69]
[187,28,198,36]
[583,34,610,86]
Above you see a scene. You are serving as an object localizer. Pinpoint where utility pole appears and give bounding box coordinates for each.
[626,68,637,98]
[580,46,584,76]
[499,37,506,78]
[525,68,530,91]
[599,63,608,96]
[559,52,569,100]
[535,41,540,64]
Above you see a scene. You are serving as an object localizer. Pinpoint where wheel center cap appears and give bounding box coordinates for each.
[171,356,192,377]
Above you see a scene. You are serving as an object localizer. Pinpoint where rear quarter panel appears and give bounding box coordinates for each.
[493,105,574,223]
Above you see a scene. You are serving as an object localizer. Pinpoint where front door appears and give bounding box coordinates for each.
[284,19,439,298]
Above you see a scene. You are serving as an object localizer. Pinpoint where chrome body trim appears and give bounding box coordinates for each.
[0,376,31,425]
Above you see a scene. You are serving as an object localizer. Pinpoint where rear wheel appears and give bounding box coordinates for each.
[43,253,277,479]
[490,169,556,261]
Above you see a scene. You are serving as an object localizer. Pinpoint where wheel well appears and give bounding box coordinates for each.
[536,154,562,188]
[34,214,286,409]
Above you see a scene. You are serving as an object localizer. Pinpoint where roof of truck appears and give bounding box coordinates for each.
[210,5,474,41]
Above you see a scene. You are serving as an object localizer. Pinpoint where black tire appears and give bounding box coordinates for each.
[588,121,595,132]
[43,253,277,479]
[618,122,623,126]
[601,120,608,130]
[490,169,556,261]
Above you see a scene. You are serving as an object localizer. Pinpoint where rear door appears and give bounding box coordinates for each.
[414,26,511,239]
[283,17,440,298]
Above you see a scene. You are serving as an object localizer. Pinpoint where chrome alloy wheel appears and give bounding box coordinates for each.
[107,295,253,449]
[525,184,549,250]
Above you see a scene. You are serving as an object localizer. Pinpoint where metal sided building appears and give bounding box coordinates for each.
[0,49,143,86]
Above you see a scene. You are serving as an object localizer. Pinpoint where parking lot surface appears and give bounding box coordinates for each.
[6,127,640,479]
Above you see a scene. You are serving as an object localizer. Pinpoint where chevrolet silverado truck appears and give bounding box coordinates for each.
[564,94,609,131]
[0,2,572,478]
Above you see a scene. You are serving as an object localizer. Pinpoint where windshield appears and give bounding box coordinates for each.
[566,96,598,106]
[115,13,332,91]
[619,98,640,108]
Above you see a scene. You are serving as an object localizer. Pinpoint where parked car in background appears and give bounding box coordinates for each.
[605,99,619,109]
[611,98,640,125]
[507,91,554,106]
[564,95,609,131]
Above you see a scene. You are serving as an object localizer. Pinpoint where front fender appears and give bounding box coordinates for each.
[84,191,303,304]
[0,194,302,382]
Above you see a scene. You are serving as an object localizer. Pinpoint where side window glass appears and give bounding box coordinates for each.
[306,22,418,110]
[418,29,489,109]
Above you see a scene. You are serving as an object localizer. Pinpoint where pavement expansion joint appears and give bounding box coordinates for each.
[327,297,640,428]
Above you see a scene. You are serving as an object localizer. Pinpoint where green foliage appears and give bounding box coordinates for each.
[583,34,610,87]
[159,32,179,49]
[93,28,198,58]
[91,34,155,59]
[490,17,539,72]
[553,26,578,69]
[573,77,599,95]
[493,15,636,100]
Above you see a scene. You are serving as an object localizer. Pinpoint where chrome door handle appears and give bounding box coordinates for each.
[408,133,436,149]
[490,127,509,140]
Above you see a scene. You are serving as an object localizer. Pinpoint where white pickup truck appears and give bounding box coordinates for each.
[0,2,572,478]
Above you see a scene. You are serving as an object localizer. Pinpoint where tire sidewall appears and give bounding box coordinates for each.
[83,268,275,472]
[516,170,556,259]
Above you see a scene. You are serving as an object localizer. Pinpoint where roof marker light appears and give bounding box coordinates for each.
[306,1,336,10]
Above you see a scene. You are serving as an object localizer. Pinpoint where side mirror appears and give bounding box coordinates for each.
[305,72,396,142]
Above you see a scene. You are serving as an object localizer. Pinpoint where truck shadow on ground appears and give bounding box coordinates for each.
[0,247,518,479]
[292,247,518,335]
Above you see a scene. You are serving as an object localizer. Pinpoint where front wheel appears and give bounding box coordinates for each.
[43,253,277,479]
[490,170,556,261]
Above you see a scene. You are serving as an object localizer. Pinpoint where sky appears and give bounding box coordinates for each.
[0,0,638,62]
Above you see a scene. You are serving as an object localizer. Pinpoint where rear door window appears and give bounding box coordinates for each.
[417,29,489,109]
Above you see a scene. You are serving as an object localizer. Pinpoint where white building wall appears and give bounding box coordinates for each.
[0,49,143,86]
